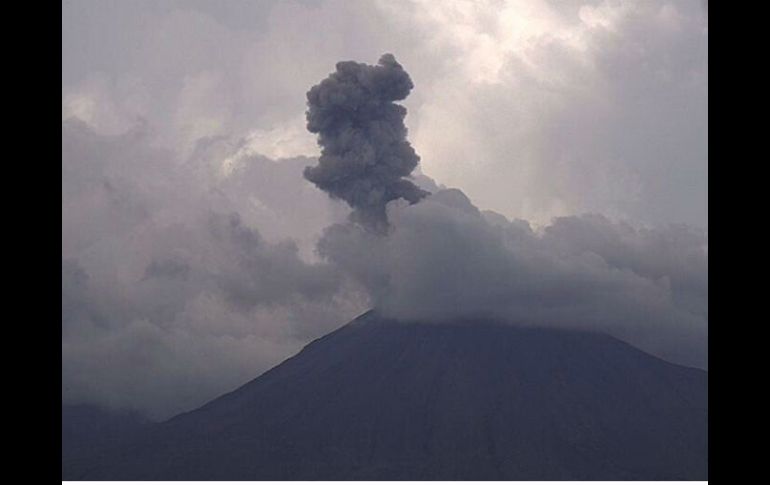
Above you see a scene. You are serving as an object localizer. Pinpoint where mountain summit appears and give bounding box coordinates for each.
[64,310,707,480]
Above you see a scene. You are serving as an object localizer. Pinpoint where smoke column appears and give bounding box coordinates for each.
[304,54,429,232]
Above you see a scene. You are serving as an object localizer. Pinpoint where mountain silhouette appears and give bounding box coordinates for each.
[63,310,707,480]
[62,404,151,478]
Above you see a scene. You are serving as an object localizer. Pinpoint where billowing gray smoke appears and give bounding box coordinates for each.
[302,54,707,370]
[303,54,429,232]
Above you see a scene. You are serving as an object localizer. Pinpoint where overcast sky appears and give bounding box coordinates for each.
[62,0,707,420]
[63,0,707,227]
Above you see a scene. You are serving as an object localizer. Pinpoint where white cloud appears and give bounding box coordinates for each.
[318,191,707,369]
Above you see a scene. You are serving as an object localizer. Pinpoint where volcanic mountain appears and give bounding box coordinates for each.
[63,310,708,480]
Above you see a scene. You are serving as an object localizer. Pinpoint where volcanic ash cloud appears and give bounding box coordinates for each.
[303,53,429,232]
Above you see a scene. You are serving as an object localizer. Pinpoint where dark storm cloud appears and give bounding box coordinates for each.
[303,54,429,231]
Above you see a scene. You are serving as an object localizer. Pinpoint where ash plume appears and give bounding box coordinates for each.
[303,54,429,232]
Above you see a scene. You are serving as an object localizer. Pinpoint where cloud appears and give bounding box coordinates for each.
[293,38,706,371]
[61,0,707,419]
[385,0,708,227]
[303,54,429,231]
[318,191,707,369]
[62,0,707,227]
[61,120,367,420]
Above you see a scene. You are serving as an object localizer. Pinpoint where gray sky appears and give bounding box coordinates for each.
[63,0,707,227]
[62,0,707,420]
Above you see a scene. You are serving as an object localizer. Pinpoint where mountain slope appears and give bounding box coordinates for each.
[69,310,708,480]
[62,404,151,478]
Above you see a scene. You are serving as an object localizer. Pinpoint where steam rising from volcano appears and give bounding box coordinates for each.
[304,55,707,370]
[303,54,429,232]
[61,3,708,421]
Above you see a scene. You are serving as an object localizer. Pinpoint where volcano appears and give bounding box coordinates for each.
[63,310,708,480]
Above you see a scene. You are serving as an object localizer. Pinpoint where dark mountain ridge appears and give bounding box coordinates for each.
[63,310,707,480]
